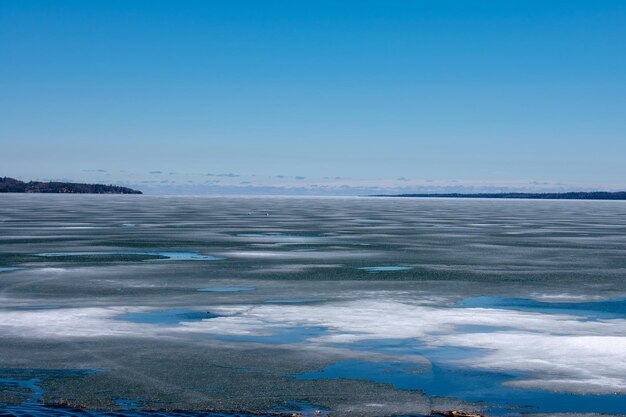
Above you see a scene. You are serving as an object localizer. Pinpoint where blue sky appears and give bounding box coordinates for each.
[1,0,625,194]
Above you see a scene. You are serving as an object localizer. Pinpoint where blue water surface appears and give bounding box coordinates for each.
[115,309,219,326]
[459,296,626,319]
[333,338,488,361]
[36,251,223,261]
[221,326,328,344]
[297,359,626,414]
[359,266,414,272]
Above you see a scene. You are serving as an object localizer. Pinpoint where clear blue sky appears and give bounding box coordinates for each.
[2,1,625,194]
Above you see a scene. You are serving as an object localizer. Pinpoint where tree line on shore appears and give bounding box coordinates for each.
[0,177,142,194]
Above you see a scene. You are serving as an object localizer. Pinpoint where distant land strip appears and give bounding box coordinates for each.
[0,177,142,194]
[369,192,626,200]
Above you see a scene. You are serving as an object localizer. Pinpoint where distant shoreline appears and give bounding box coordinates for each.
[0,177,142,194]
[369,192,626,201]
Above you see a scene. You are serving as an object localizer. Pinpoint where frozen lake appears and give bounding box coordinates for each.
[1,195,626,416]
